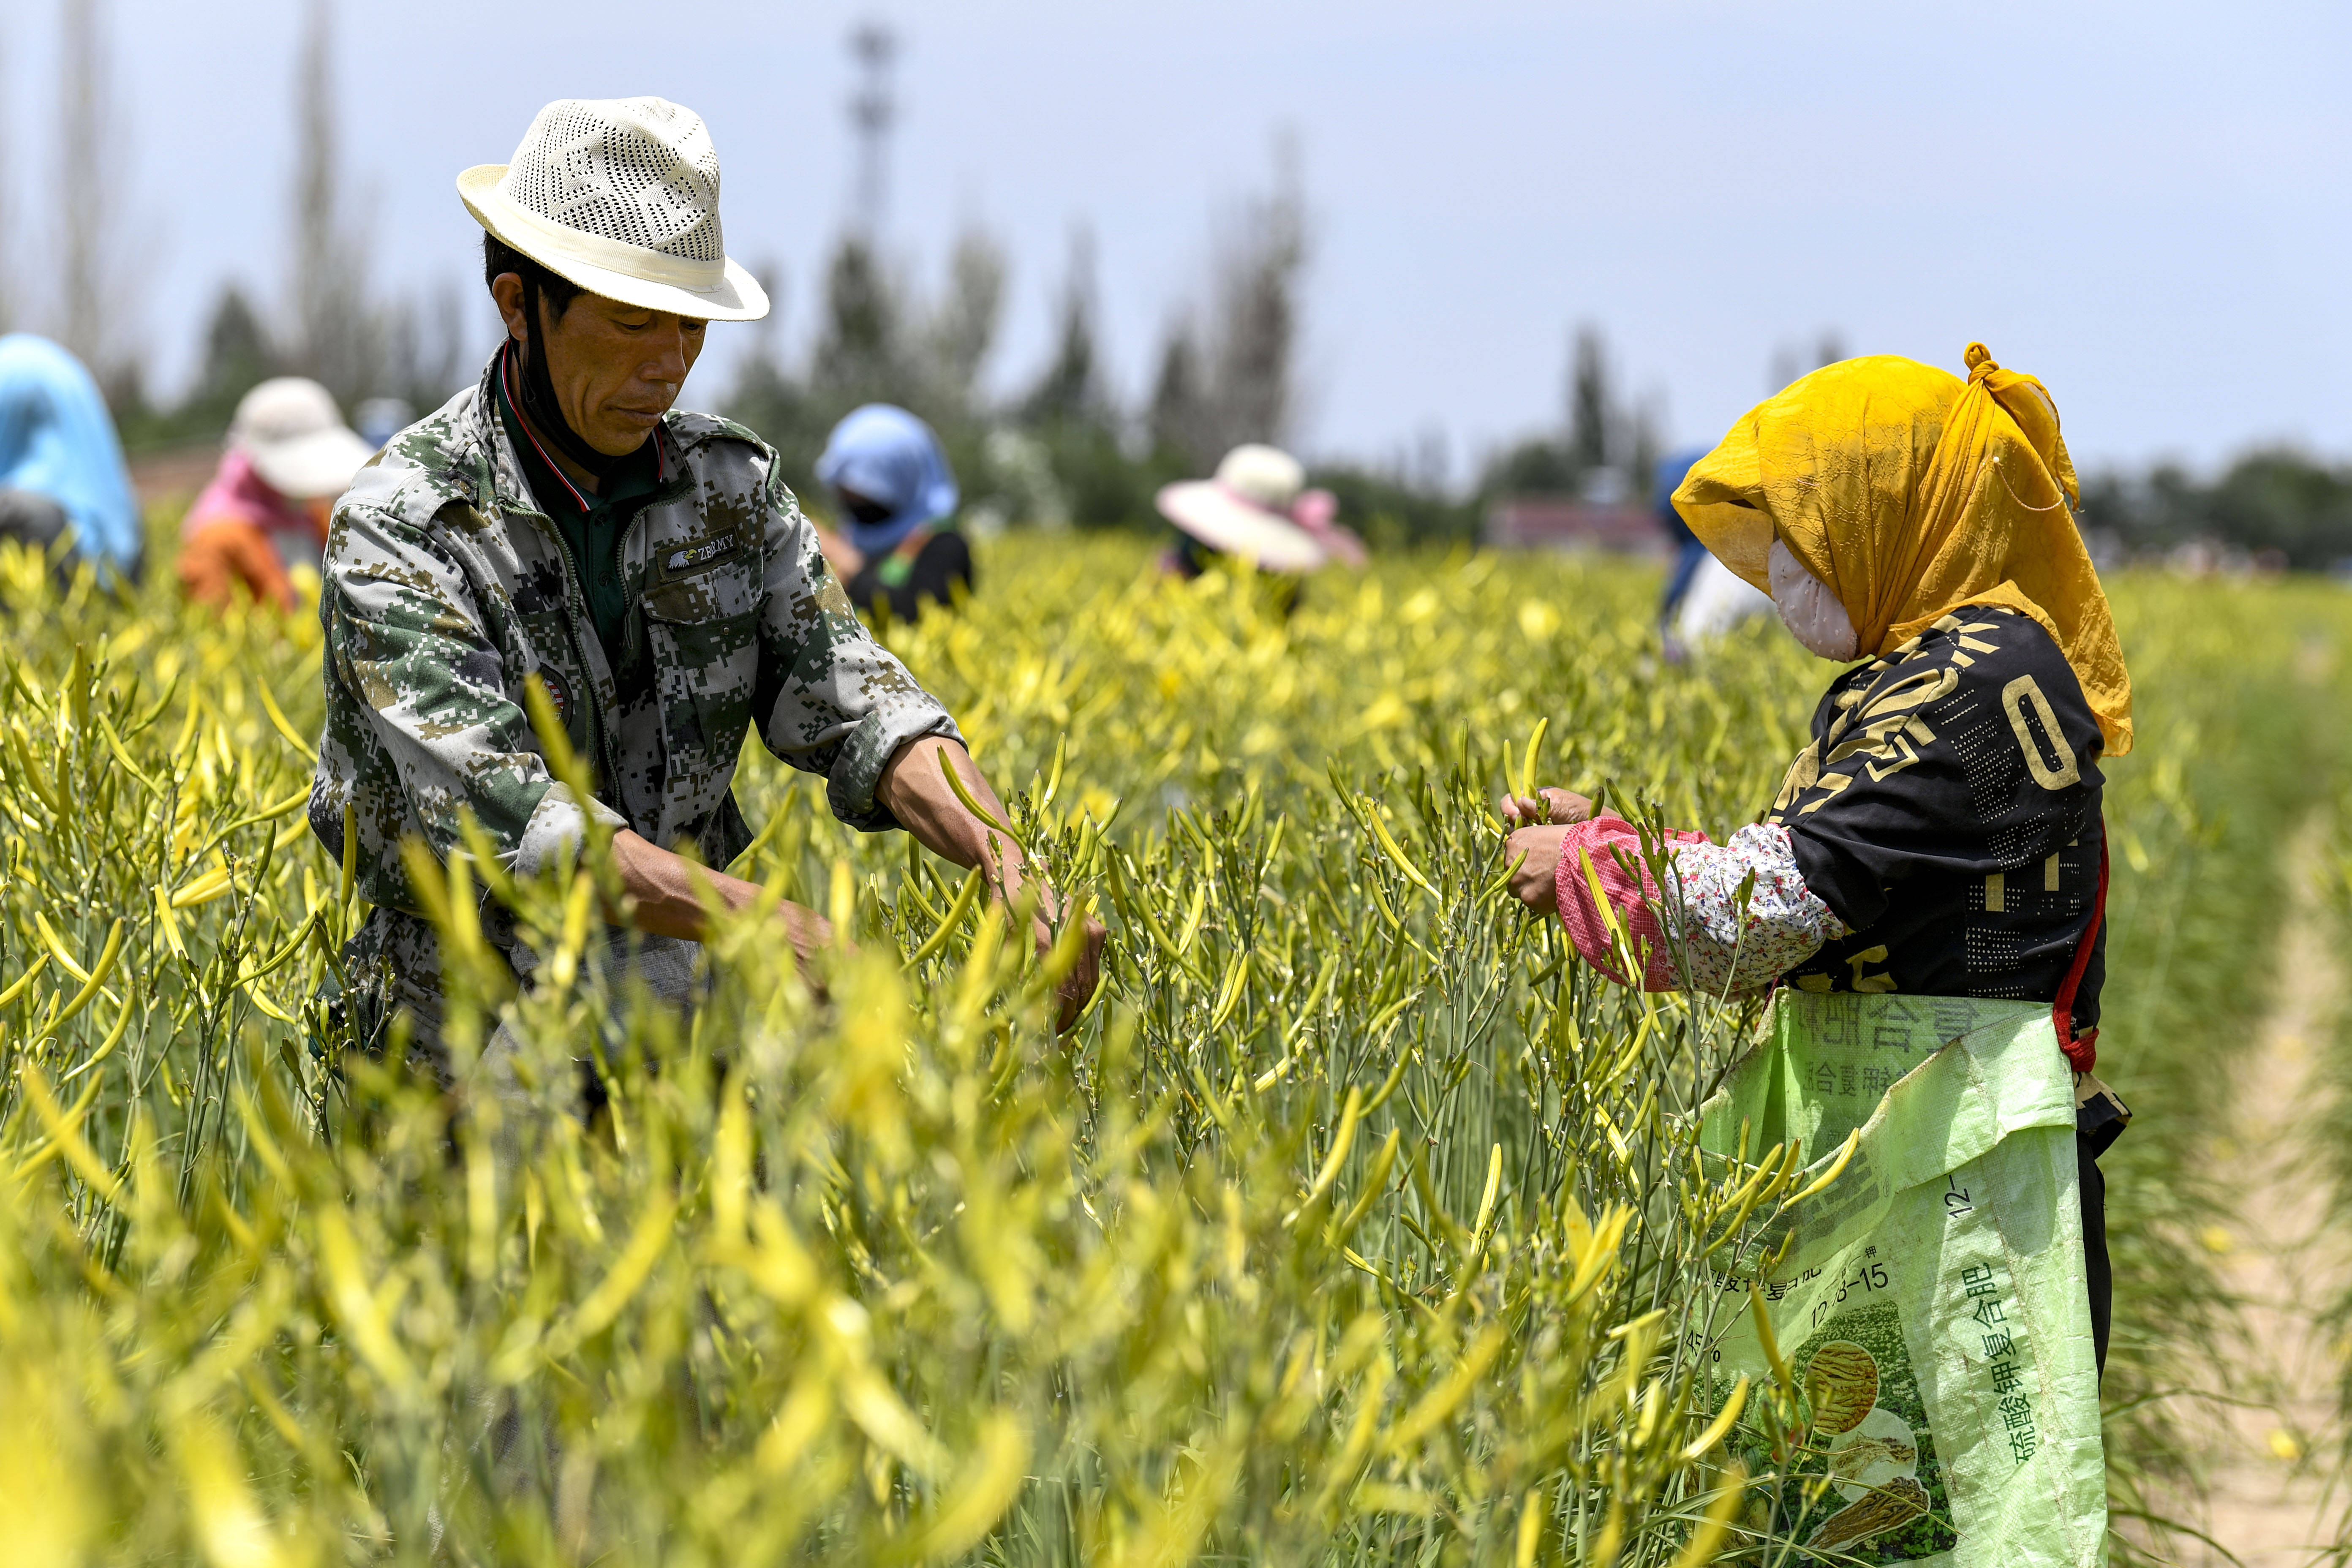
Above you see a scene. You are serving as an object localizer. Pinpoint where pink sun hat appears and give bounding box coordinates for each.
[1156,444,1365,572]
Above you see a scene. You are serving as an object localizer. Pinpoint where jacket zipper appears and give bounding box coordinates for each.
[497,430,691,834]
[486,358,633,811]
[614,493,670,823]
[521,506,629,807]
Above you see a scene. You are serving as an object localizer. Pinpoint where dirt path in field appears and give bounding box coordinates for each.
[2185,817,2348,1566]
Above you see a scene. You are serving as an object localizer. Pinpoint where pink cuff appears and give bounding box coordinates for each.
[1552,815,1710,990]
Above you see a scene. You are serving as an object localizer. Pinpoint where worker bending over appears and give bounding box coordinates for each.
[310,96,1101,1070]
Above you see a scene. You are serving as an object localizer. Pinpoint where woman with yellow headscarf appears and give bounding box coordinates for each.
[1503,346,2130,1536]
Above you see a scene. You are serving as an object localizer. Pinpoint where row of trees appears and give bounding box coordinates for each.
[2081,453,2352,572]
[1478,327,1665,505]
[724,161,1317,536]
[29,3,2350,563]
[721,202,1702,548]
[2,0,1660,547]
[11,0,1350,531]
[3,0,471,448]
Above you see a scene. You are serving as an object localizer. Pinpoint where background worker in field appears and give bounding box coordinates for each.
[0,332,143,583]
[178,377,375,612]
[1500,349,2129,1451]
[1155,443,1366,582]
[810,403,975,621]
[1652,445,1771,662]
[310,96,1101,1070]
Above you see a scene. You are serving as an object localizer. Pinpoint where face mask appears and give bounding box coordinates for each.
[1768,537,1860,660]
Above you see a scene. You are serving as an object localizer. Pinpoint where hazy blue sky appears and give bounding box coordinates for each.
[7,0,2347,477]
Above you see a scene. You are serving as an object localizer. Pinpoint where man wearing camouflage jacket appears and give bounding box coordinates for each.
[309,97,1098,1058]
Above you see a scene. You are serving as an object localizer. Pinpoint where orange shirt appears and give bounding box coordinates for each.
[176,449,327,611]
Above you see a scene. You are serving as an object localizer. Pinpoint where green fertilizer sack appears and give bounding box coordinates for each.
[1698,991,2105,1566]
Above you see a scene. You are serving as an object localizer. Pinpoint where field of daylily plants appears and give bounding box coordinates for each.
[0,520,2345,1565]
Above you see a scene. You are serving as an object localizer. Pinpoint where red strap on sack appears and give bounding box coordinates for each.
[2051,821,2109,1073]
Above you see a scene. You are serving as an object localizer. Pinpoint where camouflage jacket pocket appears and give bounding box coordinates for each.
[640,565,760,778]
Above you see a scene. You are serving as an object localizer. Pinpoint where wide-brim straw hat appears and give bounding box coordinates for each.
[459,96,769,322]
[1156,444,1327,572]
[230,377,377,500]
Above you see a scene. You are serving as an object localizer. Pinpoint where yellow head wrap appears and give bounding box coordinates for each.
[1671,344,2132,756]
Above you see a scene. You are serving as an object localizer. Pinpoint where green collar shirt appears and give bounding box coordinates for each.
[491,360,670,702]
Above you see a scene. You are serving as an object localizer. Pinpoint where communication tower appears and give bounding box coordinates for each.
[847,21,898,239]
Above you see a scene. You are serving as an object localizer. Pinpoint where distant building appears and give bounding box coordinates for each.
[1484,496,1669,559]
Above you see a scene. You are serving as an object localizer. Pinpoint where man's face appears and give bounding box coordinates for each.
[491,273,707,456]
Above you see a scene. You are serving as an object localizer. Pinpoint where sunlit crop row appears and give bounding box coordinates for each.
[0,528,2336,1563]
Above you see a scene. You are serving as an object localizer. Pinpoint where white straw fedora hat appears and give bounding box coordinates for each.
[1155,444,1328,572]
[230,377,377,500]
[458,97,770,322]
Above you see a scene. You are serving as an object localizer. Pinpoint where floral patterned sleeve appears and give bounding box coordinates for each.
[1662,824,1849,997]
[1550,816,1848,997]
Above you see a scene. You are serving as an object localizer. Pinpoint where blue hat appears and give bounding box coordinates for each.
[814,404,959,555]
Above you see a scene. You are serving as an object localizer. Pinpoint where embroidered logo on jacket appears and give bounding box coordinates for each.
[534,668,573,725]
[665,539,740,574]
